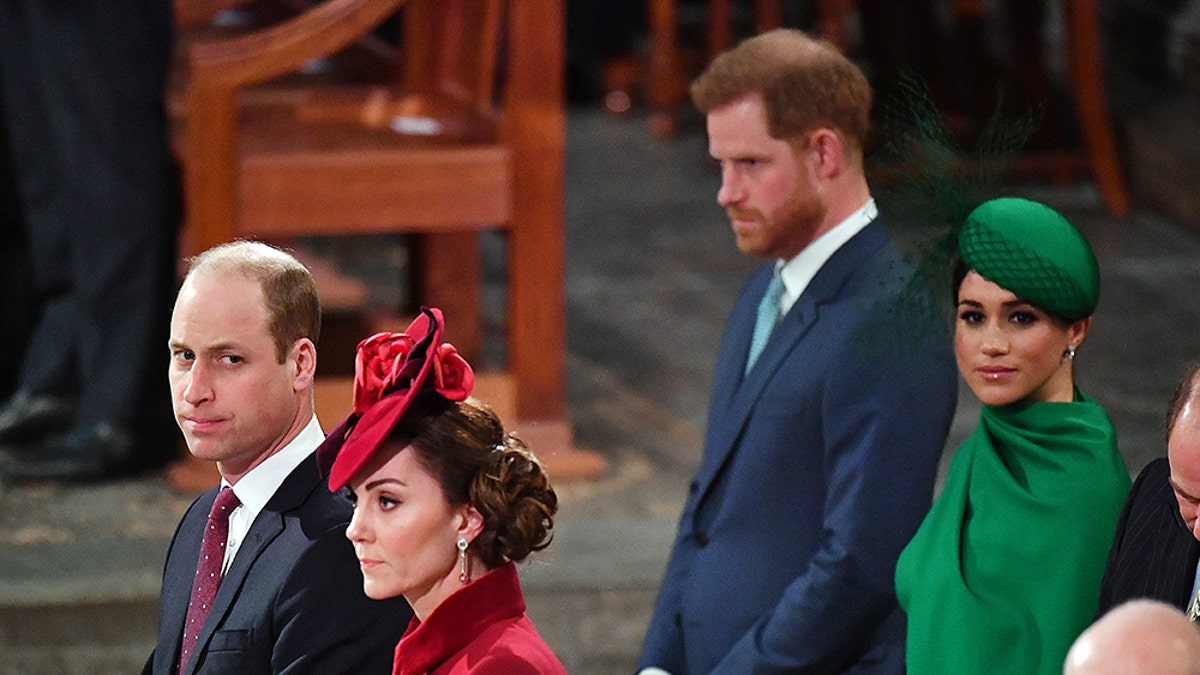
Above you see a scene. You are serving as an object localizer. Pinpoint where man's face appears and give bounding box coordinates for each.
[168,269,309,482]
[1168,402,1200,541]
[707,93,827,260]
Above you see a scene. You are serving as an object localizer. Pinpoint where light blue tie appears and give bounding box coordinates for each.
[745,269,785,375]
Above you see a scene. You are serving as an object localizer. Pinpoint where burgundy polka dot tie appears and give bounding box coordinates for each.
[178,487,241,673]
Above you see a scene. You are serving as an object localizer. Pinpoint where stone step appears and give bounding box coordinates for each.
[0,517,674,675]
[522,517,673,674]
[0,536,162,675]
[0,645,153,675]
[0,598,155,674]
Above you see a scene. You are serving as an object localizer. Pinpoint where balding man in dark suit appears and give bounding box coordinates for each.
[1099,362,1200,616]
[144,242,408,674]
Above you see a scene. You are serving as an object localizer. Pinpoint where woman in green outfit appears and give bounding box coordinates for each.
[895,197,1131,674]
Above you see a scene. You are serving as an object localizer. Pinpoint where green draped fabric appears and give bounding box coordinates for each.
[895,389,1130,674]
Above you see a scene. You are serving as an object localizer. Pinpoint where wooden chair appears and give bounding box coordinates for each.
[174,0,597,475]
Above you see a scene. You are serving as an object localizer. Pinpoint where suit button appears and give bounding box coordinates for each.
[694,532,709,548]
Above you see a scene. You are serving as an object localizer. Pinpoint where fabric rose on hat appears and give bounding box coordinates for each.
[430,343,473,401]
[321,307,477,491]
[352,331,474,415]
[353,332,417,414]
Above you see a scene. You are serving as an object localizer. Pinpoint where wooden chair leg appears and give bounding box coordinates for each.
[817,0,856,48]
[645,0,786,138]
[708,0,733,56]
[647,0,683,137]
[754,0,782,35]
[507,0,567,422]
[1066,0,1131,218]
[409,232,482,361]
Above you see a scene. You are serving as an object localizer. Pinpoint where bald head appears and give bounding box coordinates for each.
[1168,364,1200,542]
[1064,600,1200,674]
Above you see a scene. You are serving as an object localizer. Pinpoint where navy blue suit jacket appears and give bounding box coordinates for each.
[1098,457,1200,615]
[639,220,957,674]
[143,452,410,674]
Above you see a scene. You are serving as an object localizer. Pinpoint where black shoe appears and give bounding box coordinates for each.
[0,390,77,445]
[0,423,135,482]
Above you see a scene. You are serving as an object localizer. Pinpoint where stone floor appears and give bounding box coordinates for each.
[2,105,1200,673]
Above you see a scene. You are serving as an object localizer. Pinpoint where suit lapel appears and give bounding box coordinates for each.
[707,264,770,421]
[692,222,890,504]
[185,455,320,673]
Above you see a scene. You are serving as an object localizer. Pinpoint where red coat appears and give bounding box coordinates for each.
[393,561,566,675]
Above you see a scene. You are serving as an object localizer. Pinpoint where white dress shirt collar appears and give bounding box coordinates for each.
[220,415,325,573]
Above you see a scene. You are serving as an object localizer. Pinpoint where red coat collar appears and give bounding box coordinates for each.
[393,561,525,675]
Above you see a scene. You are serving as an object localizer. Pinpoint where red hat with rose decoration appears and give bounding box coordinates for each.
[317,307,475,491]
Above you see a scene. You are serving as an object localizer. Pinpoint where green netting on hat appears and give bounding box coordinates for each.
[870,72,1043,331]
[958,197,1099,321]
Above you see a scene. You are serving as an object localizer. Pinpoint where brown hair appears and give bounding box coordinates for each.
[1166,361,1200,443]
[185,240,321,363]
[690,28,872,151]
[386,394,557,569]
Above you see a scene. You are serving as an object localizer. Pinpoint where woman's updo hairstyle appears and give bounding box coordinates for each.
[386,392,557,569]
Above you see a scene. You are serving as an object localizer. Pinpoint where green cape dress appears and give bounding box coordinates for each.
[895,390,1130,674]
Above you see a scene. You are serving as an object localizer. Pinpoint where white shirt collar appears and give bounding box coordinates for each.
[220,415,325,574]
[777,198,877,315]
[224,414,325,514]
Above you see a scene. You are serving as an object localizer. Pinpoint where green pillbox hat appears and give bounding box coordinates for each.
[958,197,1100,321]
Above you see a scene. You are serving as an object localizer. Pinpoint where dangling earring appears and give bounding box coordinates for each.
[457,537,470,584]
[1066,344,1077,360]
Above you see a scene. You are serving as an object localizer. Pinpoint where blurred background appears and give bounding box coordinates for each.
[3,1,1200,672]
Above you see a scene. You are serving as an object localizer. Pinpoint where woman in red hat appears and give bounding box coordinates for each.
[320,308,565,675]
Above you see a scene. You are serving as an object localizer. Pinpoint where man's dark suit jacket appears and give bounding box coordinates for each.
[1098,457,1200,615]
[638,220,958,674]
[143,452,410,674]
